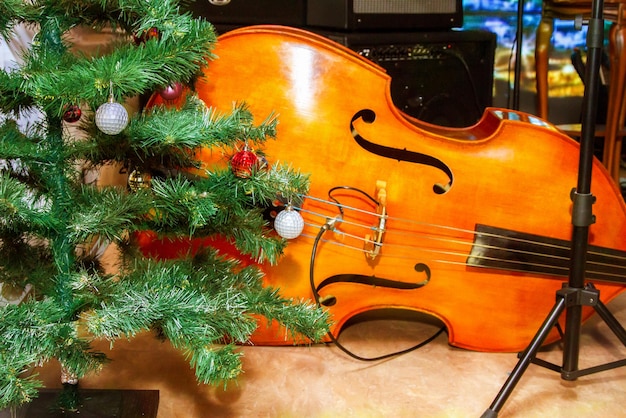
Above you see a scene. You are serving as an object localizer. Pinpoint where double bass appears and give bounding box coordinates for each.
[146,26,626,352]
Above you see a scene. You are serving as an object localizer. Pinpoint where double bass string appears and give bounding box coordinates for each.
[291,194,626,281]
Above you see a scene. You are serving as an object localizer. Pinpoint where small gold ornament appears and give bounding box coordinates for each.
[128,169,151,192]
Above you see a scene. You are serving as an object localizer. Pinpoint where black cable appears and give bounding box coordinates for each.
[327,185,379,218]
[439,47,485,120]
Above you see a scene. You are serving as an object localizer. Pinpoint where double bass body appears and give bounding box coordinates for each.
[152,26,626,352]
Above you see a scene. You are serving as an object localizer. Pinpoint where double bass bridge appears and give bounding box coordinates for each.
[364,180,388,260]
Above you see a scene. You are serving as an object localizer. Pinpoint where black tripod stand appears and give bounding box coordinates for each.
[482,0,626,416]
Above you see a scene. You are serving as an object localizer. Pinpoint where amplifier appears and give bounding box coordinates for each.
[316,30,496,127]
[307,0,463,31]
[184,0,306,26]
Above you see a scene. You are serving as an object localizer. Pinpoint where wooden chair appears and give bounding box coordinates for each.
[535,0,626,183]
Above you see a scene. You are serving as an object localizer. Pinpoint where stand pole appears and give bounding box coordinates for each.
[561,0,605,378]
[480,0,626,416]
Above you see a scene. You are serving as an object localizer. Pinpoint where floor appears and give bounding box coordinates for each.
[32,290,626,418]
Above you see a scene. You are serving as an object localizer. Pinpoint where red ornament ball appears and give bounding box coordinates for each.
[231,149,259,178]
[63,105,82,123]
[134,27,161,45]
[158,83,183,101]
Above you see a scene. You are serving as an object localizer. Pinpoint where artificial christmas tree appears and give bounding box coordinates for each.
[0,0,328,411]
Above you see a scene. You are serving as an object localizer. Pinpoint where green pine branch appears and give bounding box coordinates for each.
[0,0,330,411]
[2,1,217,117]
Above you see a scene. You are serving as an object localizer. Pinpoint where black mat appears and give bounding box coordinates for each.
[0,389,159,418]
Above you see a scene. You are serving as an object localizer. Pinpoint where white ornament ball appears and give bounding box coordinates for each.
[95,100,129,135]
[274,208,304,239]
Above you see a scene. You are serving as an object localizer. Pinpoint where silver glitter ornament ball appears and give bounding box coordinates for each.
[274,207,304,239]
[95,100,129,135]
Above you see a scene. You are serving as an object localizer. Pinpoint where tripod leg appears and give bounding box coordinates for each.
[482,296,567,418]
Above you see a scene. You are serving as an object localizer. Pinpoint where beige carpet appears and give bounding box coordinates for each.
[33,291,626,418]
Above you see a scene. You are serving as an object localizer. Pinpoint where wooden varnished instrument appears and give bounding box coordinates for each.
[145,26,626,352]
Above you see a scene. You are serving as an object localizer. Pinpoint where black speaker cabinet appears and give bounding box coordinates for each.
[307,0,463,31]
[317,30,496,127]
[185,0,306,26]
